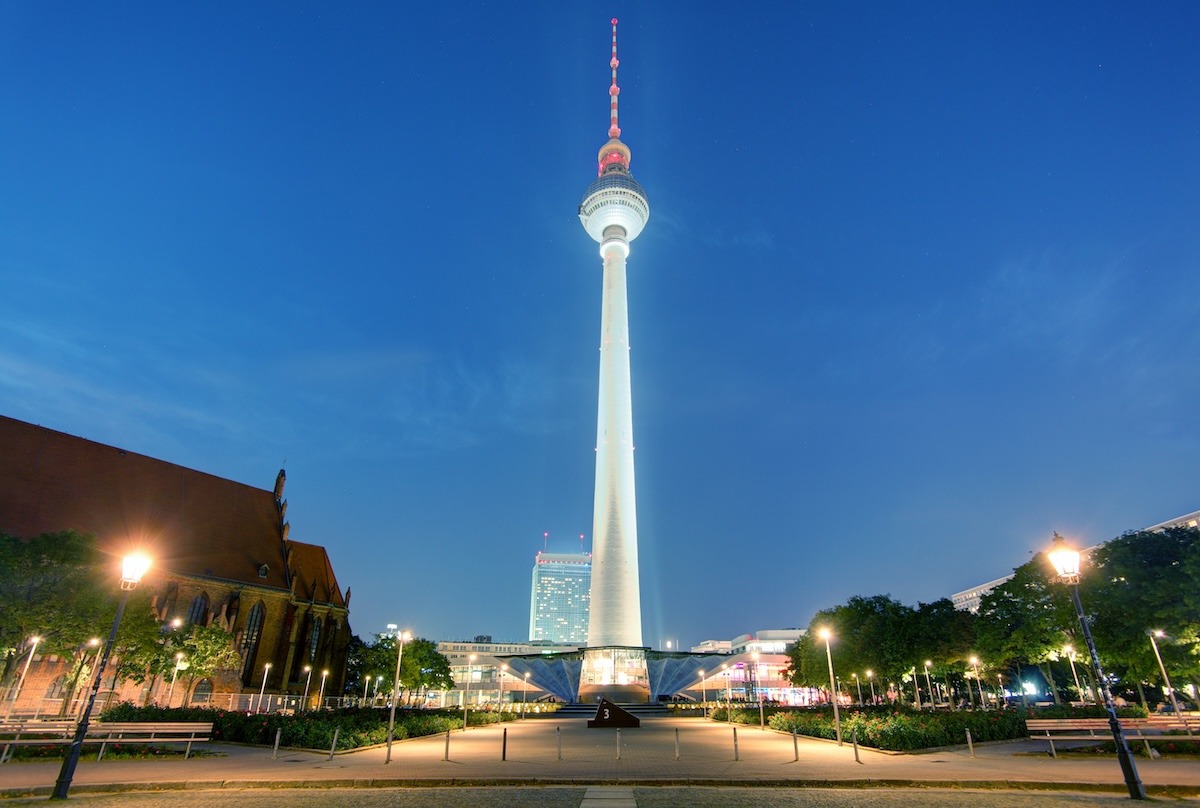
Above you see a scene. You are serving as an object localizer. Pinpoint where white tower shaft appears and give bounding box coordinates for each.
[588,236,641,648]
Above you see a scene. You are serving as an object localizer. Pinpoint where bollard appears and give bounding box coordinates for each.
[502,726,507,761]
[273,727,281,759]
[966,728,975,758]
[674,727,680,761]
[793,728,799,762]
[328,727,339,760]
[616,728,621,760]
[556,726,562,761]
[443,729,450,761]
[852,728,861,764]
[733,726,739,761]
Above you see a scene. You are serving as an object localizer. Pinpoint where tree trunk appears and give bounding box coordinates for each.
[1041,662,1061,704]
[1015,662,1030,710]
[1136,681,1149,713]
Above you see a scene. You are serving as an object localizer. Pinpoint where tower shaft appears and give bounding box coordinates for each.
[587,235,641,648]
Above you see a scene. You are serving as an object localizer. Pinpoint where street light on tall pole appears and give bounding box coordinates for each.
[752,652,765,729]
[1063,645,1085,704]
[1047,532,1146,801]
[52,551,151,800]
[462,654,475,732]
[699,669,707,717]
[317,669,329,709]
[923,661,935,708]
[522,671,530,718]
[499,664,507,709]
[866,670,876,705]
[970,657,987,710]
[817,628,842,746]
[5,635,41,718]
[721,663,733,724]
[257,662,272,713]
[1148,630,1187,729]
[301,666,313,712]
[852,673,863,706]
[385,624,410,764]
[165,653,185,707]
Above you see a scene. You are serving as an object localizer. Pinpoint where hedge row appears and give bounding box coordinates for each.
[761,706,1028,750]
[97,704,515,751]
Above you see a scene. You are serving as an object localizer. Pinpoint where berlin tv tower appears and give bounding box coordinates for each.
[578,18,650,649]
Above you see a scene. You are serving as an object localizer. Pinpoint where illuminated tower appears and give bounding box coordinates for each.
[578,18,650,694]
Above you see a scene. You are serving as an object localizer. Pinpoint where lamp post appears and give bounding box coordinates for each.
[53,552,151,800]
[522,671,530,718]
[462,654,475,731]
[722,663,733,724]
[257,662,272,713]
[165,653,185,707]
[912,666,922,709]
[1064,645,1085,704]
[1148,630,1187,728]
[385,624,410,764]
[866,670,876,705]
[752,652,765,729]
[852,673,863,706]
[818,628,842,745]
[499,664,507,710]
[923,661,935,708]
[699,669,707,716]
[5,635,41,718]
[301,665,313,712]
[970,657,987,711]
[317,669,329,709]
[1047,532,1146,801]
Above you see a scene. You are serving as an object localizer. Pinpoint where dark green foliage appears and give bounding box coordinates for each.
[1030,703,1148,719]
[98,703,466,750]
[767,706,1027,751]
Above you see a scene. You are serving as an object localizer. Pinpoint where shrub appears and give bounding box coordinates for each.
[767,706,1027,751]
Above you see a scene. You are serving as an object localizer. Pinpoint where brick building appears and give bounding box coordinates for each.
[0,415,351,711]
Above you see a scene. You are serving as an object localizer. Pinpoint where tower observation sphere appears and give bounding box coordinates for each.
[578,17,649,656]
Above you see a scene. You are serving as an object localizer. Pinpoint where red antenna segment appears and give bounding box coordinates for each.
[608,17,621,139]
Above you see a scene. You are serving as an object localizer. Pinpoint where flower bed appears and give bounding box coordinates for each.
[762,706,1027,752]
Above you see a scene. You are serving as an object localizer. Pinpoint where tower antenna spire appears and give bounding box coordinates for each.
[608,17,621,140]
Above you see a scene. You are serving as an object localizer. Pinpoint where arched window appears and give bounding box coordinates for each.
[192,679,213,704]
[45,675,67,700]
[308,618,322,662]
[186,593,210,626]
[240,601,266,680]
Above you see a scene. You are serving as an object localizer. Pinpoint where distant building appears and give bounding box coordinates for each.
[0,415,351,711]
[950,508,1200,612]
[436,636,578,706]
[528,551,591,644]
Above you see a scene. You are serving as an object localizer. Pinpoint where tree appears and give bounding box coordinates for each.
[177,624,242,704]
[0,531,111,685]
[402,638,453,703]
[112,591,184,705]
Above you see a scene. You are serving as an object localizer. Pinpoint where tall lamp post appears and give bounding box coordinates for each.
[1063,645,1085,704]
[522,671,530,718]
[752,652,765,729]
[852,673,863,706]
[385,624,410,764]
[866,670,876,705]
[462,654,475,731]
[911,666,922,709]
[818,628,842,745]
[722,663,733,724]
[1148,630,1188,730]
[256,663,272,713]
[317,669,329,709]
[5,635,41,718]
[301,665,313,712]
[499,664,507,710]
[699,669,707,717]
[165,653,185,707]
[53,552,151,800]
[1047,532,1146,801]
[923,661,935,708]
[970,657,987,710]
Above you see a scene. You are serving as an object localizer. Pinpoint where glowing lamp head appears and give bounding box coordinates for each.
[969,656,979,666]
[1047,532,1082,581]
[817,627,832,642]
[1152,630,1165,638]
[121,552,151,589]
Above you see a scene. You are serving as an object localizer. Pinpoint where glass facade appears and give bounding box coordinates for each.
[528,552,591,643]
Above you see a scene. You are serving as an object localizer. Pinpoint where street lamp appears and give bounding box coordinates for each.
[1047,532,1146,800]
[1063,645,1086,704]
[165,653,185,707]
[385,624,411,764]
[852,673,863,706]
[462,654,475,731]
[866,670,876,705]
[817,628,842,745]
[301,665,313,712]
[1148,630,1187,728]
[499,663,507,710]
[923,661,935,708]
[699,669,707,717]
[752,651,765,729]
[522,671,530,718]
[722,663,733,724]
[5,635,41,718]
[257,662,272,713]
[317,669,329,709]
[911,666,922,709]
[970,656,987,711]
[52,551,151,799]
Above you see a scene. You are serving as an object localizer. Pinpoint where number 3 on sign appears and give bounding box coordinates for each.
[603,708,610,720]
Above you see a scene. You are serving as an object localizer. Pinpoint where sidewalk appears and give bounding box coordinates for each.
[1,716,1196,798]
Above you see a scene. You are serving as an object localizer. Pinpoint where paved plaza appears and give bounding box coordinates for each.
[1,716,1197,804]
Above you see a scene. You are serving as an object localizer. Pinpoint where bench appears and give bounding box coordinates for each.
[0,720,213,763]
[1027,717,1197,758]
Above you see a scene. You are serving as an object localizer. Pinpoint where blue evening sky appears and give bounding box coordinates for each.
[2,3,1197,649]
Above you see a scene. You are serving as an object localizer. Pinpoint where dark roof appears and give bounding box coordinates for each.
[0,414,294,591]
[287,539,346,608]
